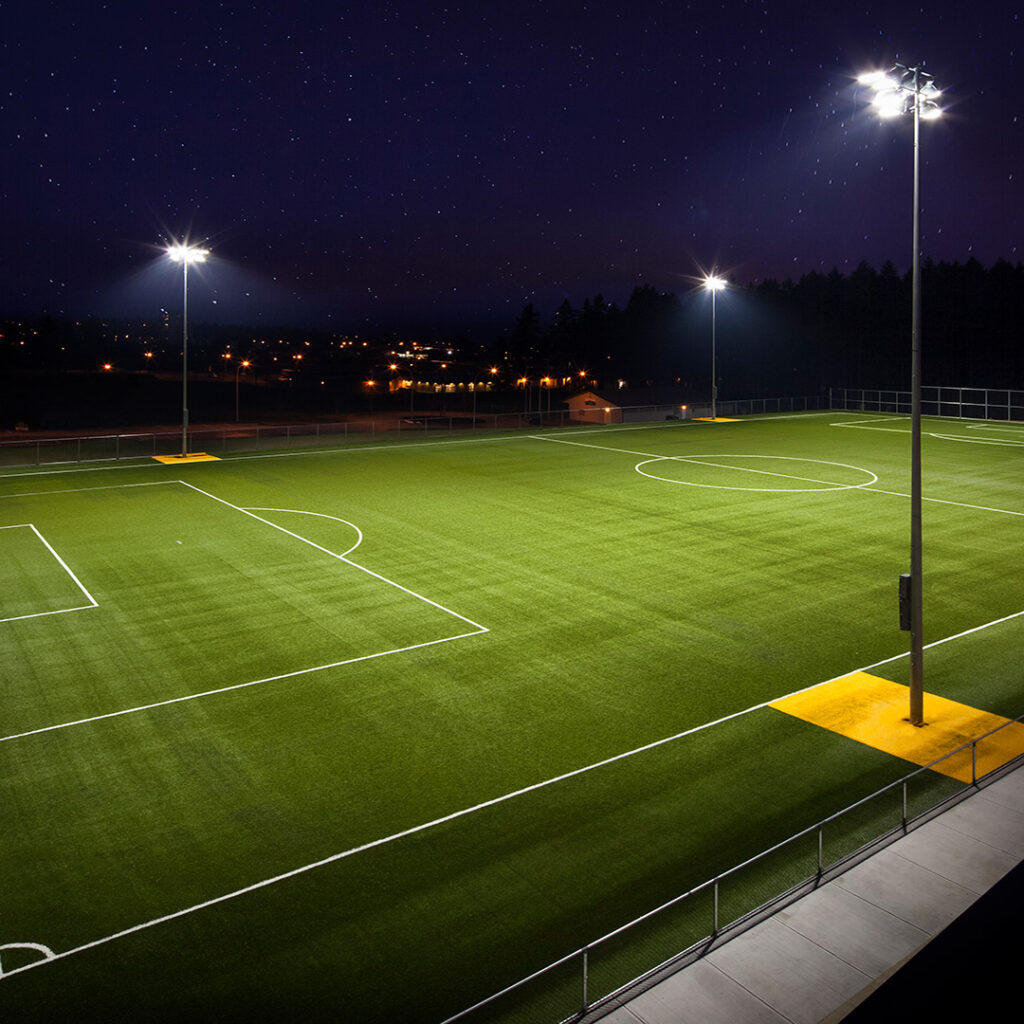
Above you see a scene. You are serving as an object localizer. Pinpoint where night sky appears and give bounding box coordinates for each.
[2,1,1020,332]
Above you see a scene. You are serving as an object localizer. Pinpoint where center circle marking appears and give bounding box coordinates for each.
[635,454,878,492]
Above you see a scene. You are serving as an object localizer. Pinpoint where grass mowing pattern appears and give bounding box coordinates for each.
[1,413,1022,1022]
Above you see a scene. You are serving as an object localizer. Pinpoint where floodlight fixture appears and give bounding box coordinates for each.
[166,242,210,265]
[859,61,943,726]
[860,64,942,121]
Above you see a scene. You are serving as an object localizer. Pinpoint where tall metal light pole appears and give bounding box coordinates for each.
[703,275,726,420]
[166,242,210,457]
[859,64,942,726]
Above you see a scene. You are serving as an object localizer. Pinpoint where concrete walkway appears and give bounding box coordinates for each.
[598,764,1024,1024]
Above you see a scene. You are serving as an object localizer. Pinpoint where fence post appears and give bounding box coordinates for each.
[581,946,589,1014]
[902,781,909,832]
[972,740,978,784]
[817,825,824,877]
[713,880,719,934]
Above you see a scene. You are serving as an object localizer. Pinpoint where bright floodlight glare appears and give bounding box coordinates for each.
[873,90,907,117]
[703,275,726,292]
[858,70,892,88]
[166,242,210,264]
[859,63,942,122]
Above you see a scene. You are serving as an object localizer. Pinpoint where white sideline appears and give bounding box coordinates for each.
[0,416,778,481]
[832,418,1024,447]
[3,604,1023,981]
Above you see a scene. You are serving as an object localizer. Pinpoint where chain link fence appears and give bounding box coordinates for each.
[830,385,1024,421]
[0,395,826,468]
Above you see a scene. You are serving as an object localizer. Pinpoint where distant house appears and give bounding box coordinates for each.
[564,390,622,424]
[565,387,692,424]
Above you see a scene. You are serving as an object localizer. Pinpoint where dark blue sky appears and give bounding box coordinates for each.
[1,1,1019,332]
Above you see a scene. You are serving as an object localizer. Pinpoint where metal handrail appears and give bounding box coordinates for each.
[442,711,1024,1023]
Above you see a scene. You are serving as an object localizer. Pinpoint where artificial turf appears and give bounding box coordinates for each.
[1,411,1022,1021]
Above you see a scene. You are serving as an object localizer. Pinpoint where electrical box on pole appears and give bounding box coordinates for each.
[898,574,912,632]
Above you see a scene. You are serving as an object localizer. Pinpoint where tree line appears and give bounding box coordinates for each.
[490,258,1024,397]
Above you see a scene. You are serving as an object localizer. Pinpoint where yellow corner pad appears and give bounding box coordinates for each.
[770,671,1024,782]
[692,417,743,422]
[152,452,221,464]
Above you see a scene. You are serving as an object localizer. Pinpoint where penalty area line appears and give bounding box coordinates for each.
[0,630,486,746]
[181,482,489,635]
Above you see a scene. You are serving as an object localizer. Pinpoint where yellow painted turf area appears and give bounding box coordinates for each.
[770,672,1024,783]
[152,452,221,464]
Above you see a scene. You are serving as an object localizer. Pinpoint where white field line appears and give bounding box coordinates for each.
[635,456,876,491]
[24,524,98,608]
[0,484,487,745]
[830,416,906,428]
[0,943,56,976]
[741,412,834,421]
[529,433,691,460]
[831,418,1024,448]
[0,633,484,745]
[534,434,1024,517]
[863,488,1024,518]
[181,483,488,634]
[0,417,740,481]
[0,416,827,483]
[0,524,98,624]
[0,434,509,477]
[930,432,1024,447]
[0,480,180,500]
[535,435,875,489]
[4,602,1022,982]
[0,433,529,480]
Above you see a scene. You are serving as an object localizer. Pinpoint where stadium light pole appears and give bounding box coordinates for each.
[859,64,942,726]
[166,241,210,457]
[703,275,727,420]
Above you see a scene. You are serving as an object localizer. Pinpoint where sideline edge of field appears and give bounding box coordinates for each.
[3,603,1023,982]
[0,413,834,481]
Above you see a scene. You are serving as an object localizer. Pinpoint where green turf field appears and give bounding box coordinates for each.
[1,412,1022,1022]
